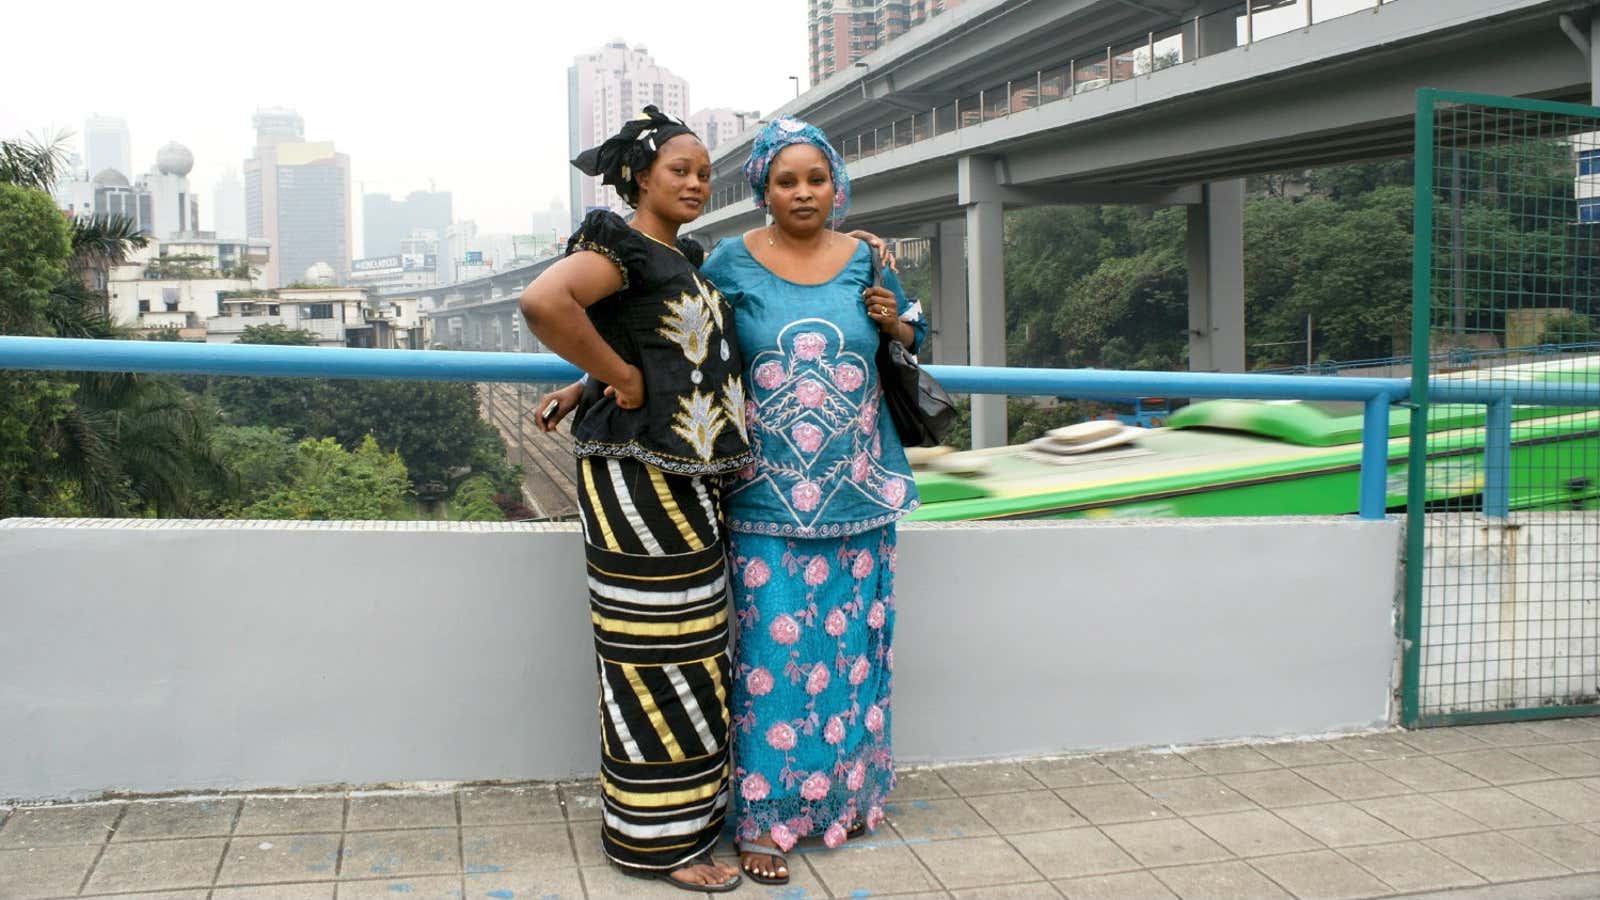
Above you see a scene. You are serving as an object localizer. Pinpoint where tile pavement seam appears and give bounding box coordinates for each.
[793,852,830,899]
[565,817,591,900]
[333,793,350,878]
[454,789,466,897]
[208,799,246,888]
[905,833,955,894]
[1328,843,1429,897]
[1238,854,1310,900]
[995,827,1058,888]
[1479,825,1586,873]
[1255,802,1342,856]
[74,802,126,896]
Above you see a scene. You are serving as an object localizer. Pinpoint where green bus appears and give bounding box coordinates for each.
[909,359,1599,521]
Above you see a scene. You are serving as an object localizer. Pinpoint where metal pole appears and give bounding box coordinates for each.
[1036,69,1043,106]
[1068,59,1076,96]
[1401,88,1438,730]
[1305,0,1314,28]
[1358,394,1391,520]
[1193,15,1202,59]
[1483,397,1512,517]
[1006,80,1013,115]
[1106,45,1114,83]
[931,106,938,138]
[1246,2,1254,45]
[1147,31,1155,74]
[978,89,985,121]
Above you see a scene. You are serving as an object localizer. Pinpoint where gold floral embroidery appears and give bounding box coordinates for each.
[721,375,747,440]
[671,389,728,461]
[658,291,713,367]
[692,273,725,332]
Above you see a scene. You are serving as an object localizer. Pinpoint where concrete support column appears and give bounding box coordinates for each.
[927,218,969,366]
[958,156,1008,449]
[1590,15,1600,105]
[1182,3,1241,59]
[1185,179,1246,373]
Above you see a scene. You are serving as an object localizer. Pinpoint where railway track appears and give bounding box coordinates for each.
[479,382,581,521]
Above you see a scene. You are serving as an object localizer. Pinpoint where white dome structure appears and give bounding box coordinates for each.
[155,142,194,177]
[304,262,336,285]
[91,168,130,187]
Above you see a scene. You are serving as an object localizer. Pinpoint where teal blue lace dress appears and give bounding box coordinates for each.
[700,237,927,851]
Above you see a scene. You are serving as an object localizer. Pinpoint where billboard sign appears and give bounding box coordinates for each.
[352,255,403,275]
[464,250,484,264]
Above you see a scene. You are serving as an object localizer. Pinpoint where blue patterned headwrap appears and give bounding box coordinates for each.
[743,116,851,226]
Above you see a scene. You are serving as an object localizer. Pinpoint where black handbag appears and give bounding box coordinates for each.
[869,252,957,447]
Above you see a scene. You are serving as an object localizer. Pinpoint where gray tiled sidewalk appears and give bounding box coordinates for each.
[4,722,1600,900]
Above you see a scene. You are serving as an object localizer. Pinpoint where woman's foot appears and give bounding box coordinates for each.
[668,856,742,889]
[739,835,790,884]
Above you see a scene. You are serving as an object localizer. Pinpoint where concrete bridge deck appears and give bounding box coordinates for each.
[4,723,1599,899]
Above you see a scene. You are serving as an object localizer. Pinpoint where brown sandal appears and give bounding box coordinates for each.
[737,840,790,885]
[615,852,742,893]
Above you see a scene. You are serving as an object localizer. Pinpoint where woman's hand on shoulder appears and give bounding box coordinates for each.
[534,381,583,433]
[846,230,897,272]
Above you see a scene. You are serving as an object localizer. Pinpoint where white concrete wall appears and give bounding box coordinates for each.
[1420,512,1600,715]
[0,516,1404,803]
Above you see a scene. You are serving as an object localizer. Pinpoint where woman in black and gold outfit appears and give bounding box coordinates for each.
[518,108,749,892]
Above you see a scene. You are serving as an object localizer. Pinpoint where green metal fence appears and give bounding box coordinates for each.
[1404,89,1600,727]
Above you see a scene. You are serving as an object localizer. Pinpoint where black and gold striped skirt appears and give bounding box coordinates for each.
[577,454,733,872]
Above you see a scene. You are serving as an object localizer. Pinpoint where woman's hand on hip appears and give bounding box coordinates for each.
[603,365,646,410]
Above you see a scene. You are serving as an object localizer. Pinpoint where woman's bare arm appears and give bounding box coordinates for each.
[518,253,643,408]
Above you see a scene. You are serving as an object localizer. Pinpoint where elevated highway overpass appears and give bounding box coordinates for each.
[686,0,1600,445]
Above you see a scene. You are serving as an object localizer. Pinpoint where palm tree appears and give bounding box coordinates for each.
[0,133,149,294]
[1,132,235,518]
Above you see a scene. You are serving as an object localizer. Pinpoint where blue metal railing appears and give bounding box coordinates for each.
[3,336,1597,522]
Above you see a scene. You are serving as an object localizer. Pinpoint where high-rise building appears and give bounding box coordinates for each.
[83,115,132,183]
[687,108,760,153]
[529,196,570,239]
[808,0,967,84]
[362,189,453,259]
[144,142,199,241]
[244,108,351,287]
[213,169,246,239]
[568,40,691,226]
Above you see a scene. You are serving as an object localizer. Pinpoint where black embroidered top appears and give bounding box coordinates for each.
[565,210,753,476]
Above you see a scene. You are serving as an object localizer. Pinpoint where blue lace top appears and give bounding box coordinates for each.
[701,238,928,537]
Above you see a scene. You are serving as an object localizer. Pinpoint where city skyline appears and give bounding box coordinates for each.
[0,0,810,237]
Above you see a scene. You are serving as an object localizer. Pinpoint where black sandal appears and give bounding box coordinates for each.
[737,839,791,885]
[847,818,868,840]
[615,852,742,893]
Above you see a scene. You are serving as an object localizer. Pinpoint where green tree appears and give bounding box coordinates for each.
[450,474,505,521]
[243,435,410,520]
[2,134,231,518]
[1538,311,1598,346]
[237,323,318,345]
[0,182,71,334]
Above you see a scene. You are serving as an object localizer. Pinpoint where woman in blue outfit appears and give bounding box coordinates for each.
[700,117,926,885]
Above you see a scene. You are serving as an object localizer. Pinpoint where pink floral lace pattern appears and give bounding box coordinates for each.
[727,318,917,537]
[728,527,898,851]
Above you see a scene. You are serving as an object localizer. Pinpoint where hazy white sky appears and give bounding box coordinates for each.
[0,0,809,243]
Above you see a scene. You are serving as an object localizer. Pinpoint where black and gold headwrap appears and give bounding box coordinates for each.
[571,105,697,208]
